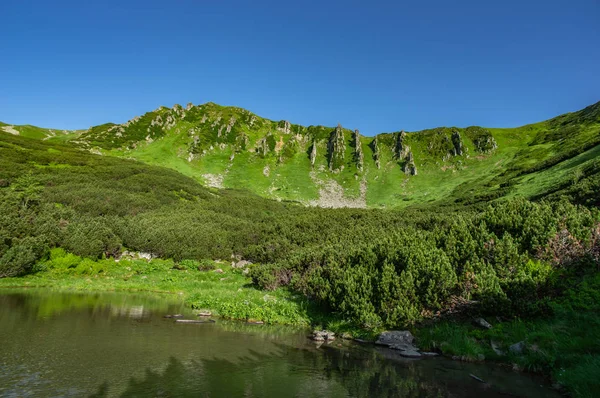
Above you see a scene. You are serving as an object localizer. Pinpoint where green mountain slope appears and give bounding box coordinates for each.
[4,100,599,208]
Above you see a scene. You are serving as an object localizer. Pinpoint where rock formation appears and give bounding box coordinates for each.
[371,136,381,169]
[393,131,410,160]
[403,151,418,175]
[310,140,317,167]
[451,129,464,156]
[277,120,292,135]
[327,124,345,171]
[353,129,364,171]
[392,131,417,176]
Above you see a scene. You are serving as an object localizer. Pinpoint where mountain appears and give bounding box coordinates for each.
[2,100,599,208]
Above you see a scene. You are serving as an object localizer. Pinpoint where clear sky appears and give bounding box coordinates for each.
[1,0,599,135]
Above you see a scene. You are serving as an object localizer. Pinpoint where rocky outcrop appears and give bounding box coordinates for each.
[310,141,317,167]
[393,131,410,160]
[402,151,418,175]
[451,129,464,156]
[277,120,291,135]
[256,132,275,157]
[225,117,236,135]
[236,133,249,151]
[353,129,364,171]
[465,126,498,153]
[327,124,345,171]
[392,131,418,176]
[371,136,381,169]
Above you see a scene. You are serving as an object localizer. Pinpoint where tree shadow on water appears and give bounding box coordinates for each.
[88,343,548,397]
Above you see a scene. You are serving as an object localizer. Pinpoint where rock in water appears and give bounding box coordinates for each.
[197,311,212,317]
[312,330,335,341]
[397,349,422,358]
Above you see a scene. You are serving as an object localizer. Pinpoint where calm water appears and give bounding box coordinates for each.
[0,289,559,397]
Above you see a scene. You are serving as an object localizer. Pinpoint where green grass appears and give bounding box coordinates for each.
[73,101,600,208]
[416,271,600,398]
[0,248,315,326]
[8,100,597,209]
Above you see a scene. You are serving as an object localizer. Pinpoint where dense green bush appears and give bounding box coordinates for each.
[1,132,599,329]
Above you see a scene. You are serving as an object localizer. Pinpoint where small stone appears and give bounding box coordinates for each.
[312,330,335,341]
[420,352,439,357]
[491,340,505,356]
[509,341,525,355]
[214,269,224,274]
[473,318,492,329]
[398,350,422,358]
[197,311,212,317]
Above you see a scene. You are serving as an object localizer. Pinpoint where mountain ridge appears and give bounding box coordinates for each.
[2,100,599,208]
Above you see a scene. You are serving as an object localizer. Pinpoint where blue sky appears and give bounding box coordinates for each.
[1,0,599,135]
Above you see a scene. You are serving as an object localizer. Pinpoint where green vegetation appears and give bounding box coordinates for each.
[1,100,600,396]
[0,248,314,325]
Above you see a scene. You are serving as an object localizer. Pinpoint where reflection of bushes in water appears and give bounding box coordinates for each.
[89,346,452,397]
[0,290,183,320]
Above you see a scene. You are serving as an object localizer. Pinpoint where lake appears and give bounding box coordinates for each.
[0,289,559,397]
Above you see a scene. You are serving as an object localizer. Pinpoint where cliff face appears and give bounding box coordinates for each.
[327,124,346,171]
[354,129,364,172]
[392,131,418,176]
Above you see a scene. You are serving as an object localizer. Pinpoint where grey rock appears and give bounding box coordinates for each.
[313,330,335,341]
[310,141,317,167]
[233,260,252,269]
[397,349,422,358]
[509,341,525,355]
[491,340,505,356]
[376,330,414,347]
[473,317,492,329]
[197,310,212,317]
[420,352,439,357]
[175,319,215,324]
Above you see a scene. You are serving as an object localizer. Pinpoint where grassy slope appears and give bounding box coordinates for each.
[1,129,599,397]
[8,100,597,208]
[0,249,316,326]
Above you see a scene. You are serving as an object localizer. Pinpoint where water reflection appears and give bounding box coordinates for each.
[0,289,558,398]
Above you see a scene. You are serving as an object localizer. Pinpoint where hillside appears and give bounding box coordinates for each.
[1,106,600,397]
[2,101,600,208]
